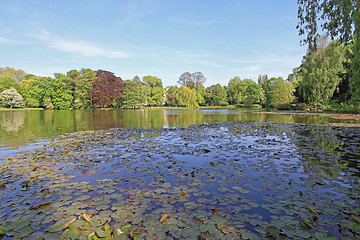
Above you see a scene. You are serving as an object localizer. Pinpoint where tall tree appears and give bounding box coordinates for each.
[0,67,26,82]
[143,75,164,106]
[0,77,17,92]
[90,70,124,107]
[174,86,198,107]
[207,84,227,106]
[243,79,262,105]
[70,69,96,109]
[298,37,346,105]
[265,77,295,108]
[178,72,206,90]
[297,0,360,103]
[227,76,244,105]
[120,76,147,108]
[52,74,74,109]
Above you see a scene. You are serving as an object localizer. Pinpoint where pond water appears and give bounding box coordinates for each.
[0,108,359,154]
[0,109,359,239]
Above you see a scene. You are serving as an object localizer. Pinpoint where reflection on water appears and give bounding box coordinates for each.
[0,108,358,150]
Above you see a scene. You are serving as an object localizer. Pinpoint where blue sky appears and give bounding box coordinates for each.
[0,0,306,87]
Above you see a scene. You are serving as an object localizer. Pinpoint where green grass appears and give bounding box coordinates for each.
[0,107,44,111]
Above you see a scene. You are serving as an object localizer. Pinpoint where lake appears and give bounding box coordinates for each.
[0,108,358,154]
[0,109,359,239]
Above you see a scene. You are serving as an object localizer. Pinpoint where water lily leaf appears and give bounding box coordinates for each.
[10,219,31,231]
[96,224,112,237]
[145,233,157,240]
[46,223,64,233]
[60,225,79,240]
[265,226,279,236]
[13,225,33,238]
[0,225,10,235]
[313,232,337,240]
[184,202,198,209]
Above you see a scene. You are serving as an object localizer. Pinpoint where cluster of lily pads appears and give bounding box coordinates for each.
[0,122,359,239]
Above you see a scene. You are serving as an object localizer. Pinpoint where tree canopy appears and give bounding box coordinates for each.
[297,0,360,103]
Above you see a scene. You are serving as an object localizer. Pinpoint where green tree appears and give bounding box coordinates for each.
[165,86,177,106]
[143,75,164,106]
[298,37,346,105]
[121,76,147,108]
[52,74,74,109]
[243,79,262,105]
[178,72,206,90]
[18,75,40,107]
[0,87,23,108]
[71,69,96,109]
[0,67,26,82]
[0,77,17,92]
[297,0,360,103]
[174,86,198,107]
[196,85,206,106]
[227,76,244,104]
[207,84,227,106]
[266,78,295,108]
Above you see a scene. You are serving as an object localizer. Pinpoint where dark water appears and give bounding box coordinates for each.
[0,108,358,153]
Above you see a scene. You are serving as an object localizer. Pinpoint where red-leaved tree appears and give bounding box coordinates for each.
[90,70,124,107]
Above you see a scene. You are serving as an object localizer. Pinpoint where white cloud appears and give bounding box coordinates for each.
[0,36,10,43]
[30,30,129,58]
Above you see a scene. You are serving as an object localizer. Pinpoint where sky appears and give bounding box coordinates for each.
[0,0,307,87]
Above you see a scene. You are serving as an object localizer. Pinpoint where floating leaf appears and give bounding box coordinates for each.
[46,223,64,233]
[0,225,10,235]
[60,225,79,240]
[10,219,31,231]
[96,224,112,238]
[265,226,279,236]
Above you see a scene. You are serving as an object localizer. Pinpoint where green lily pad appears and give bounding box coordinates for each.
[96,224,112,237]
[0,225,10,234]
[10,219,31,231]
[46,223,64,233]
[60,225,79,240]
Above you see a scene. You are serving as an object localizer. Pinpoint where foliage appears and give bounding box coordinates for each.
[90,70,124,108]
[0,87,23,108]
[165,86,177,106]
[298,38,346,105]
[0,67,26,82]
[206,84,227,106]
[120,76,147,108]
[227,76,245,105]
[178,72,206,90]
[174,86,198,107]
[0,77,17,93]
[52,74,74,110]
[297,0,360,103]
[143,75,164,106]
[196,85,206,106]
[70,69,96,109]
[243,79,262,105]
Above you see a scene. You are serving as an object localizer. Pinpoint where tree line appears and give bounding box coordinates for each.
[0,38,358,112]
